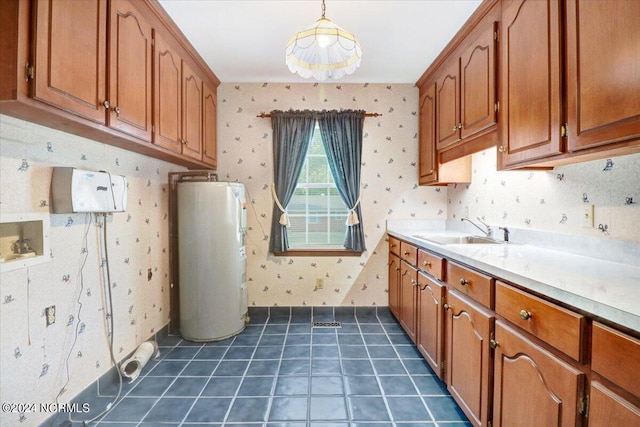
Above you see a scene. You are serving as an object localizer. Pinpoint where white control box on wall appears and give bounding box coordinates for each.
[51,167,127,213]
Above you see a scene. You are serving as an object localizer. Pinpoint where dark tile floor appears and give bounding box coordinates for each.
[90,307,469,426]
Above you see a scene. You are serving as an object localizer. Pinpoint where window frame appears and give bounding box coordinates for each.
[274,122,362,257]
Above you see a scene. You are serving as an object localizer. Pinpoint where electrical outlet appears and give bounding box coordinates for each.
[316,278,324,289]
[45,305,56,326]
[581,204,594,228]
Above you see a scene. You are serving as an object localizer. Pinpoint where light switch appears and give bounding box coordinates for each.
[581,204,594,228]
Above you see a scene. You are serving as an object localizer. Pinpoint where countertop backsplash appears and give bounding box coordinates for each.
[448,147,640,243]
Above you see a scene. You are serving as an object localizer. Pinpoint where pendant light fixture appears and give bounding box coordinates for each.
[285,0,362,81]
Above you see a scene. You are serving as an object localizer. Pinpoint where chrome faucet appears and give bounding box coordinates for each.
[499,226,510,242]
[461,217,493,238]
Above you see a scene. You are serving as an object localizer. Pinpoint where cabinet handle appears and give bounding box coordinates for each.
[113,106,120,115]
[459,278,469,286]
[403,251,410,256]
[410,279,418,287]
[182,139,188,146]
[429,169,434,174]
[498,145,507,153]
[395,267,400,272]
[390,244,397,247]
[423,261,431,268]
[458,122,462,129]
[519,310,532,321]
[452,126,457,132]
[443,303,450,311]
[490,338,499,349]
[102,100,110,109]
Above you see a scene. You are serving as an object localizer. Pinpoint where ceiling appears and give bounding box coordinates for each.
[157,0,483,84]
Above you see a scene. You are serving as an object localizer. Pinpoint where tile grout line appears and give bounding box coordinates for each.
[357,309,398,426]
[376,310,439,426]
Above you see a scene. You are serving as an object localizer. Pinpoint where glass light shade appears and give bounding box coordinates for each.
[286,17,362,81]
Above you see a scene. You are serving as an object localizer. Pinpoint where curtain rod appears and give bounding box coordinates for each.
[256,112,382,118]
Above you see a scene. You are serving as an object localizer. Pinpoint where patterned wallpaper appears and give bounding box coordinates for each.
[0,114,184,426]
[217,83,448,308]
[448,148,640,242]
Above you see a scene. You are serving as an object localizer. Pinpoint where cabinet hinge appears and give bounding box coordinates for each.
[494,30,499,42]
[561,123,568,138]
[494,102,499,113]
[578,396,589,417]
[25,63,34,81]
[441,361,446,378]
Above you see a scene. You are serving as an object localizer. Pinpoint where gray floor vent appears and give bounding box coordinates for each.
[312,321,342,328]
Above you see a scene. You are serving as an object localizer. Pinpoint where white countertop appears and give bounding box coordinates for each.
[387,224,640,332]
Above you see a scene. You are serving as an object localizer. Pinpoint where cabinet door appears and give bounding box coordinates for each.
[499,0,563,167]
[108,0,153,142]
[566,0,640,151]
[400,261,417,343]
[492,320,585,427]
[588,381,640,427]
[181,61,203,160]
[419,82,438,184]
[460,21,497,140]
[445,290,494,427]
[436,59,461,150]
[388,254,401,320]
[417,272,444,379]
[153,31,182,153]
[33,0,106,123]
[202,82,218,167]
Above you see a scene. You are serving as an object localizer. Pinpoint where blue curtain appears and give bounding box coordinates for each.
[317,110,366,252]
[269,110,315,253]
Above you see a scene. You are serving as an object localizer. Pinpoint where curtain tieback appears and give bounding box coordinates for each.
[346,195,362,226]
[271,183,290,227]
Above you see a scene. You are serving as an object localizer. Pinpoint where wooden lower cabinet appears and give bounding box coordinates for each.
[445,289,494,427]
[588,381,640,427]
[400,260,418,343]
[492,320,585,427]
[416,271,445,378]
[388,254,401,319]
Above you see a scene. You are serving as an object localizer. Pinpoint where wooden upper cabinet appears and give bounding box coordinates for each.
[436,9,498,154]
[565,0,640,152]
[202,82,218,167]
[108,0,153,142]
[460,21,497,140]
[32,0,107,124]
[153,31,182,154]
[419,83,437,184]
[437,59,461,150]
[181,61,203,160]
[499,0,563,167]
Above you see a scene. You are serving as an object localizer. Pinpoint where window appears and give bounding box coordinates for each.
[287,123,349,247]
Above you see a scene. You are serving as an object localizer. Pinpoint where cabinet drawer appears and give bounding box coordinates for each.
[400,242,418,266]
[446,262,494,308]
[495,281,585,362]
[389,236,400,257]
[592,322,640,398]
[418,249,444,281]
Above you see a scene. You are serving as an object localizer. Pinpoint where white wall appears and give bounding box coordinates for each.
[0,115,184,426]
[448,147,640,242]
[217,83,448,307]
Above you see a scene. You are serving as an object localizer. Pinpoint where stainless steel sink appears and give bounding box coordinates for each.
[412,234,503,245]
